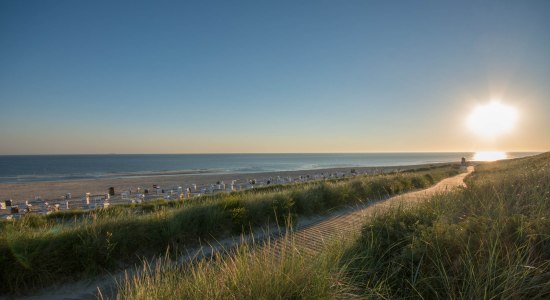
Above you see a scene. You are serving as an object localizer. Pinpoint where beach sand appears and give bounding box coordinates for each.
[0,163,449,206]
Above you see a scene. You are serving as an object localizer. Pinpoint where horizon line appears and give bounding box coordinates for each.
[0,150,545,156]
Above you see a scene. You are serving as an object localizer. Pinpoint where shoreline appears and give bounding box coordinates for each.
[0,162,453,205]
[0,169,224,185]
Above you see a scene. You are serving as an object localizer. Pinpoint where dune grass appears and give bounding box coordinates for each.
[115,232,353,300]
[0,165,458,295]
[341,152,550,298]
[116,152,550,299]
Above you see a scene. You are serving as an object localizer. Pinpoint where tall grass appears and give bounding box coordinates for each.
[116,232,352,300]
[0,165,458,294]
[117,152,550,299]
[342,152,550,298]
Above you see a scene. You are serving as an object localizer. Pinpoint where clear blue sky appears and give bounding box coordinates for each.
[1,0,549,154]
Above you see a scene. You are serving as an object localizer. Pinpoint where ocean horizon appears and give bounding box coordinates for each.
[0,152,538,184]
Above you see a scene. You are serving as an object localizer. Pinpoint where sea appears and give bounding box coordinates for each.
[0,152,538,184]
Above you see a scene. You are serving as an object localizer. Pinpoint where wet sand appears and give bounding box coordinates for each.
[0,163,449,205]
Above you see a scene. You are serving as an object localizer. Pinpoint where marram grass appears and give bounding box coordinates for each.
[116,232,355,300]
[0,165,458,294]
[342,152,550,299]
[118,152,550,299]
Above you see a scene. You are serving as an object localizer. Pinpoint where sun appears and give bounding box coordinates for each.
[467,101,518,138]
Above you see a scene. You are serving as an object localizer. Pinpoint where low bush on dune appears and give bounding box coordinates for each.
[0,165,458,294]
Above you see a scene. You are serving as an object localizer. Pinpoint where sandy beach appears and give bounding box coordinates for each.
[0,163,449,206]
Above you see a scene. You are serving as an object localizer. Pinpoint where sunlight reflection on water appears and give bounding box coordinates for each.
[473,151,507,161]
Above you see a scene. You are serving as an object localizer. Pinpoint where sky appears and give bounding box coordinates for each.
[1,0,549,154]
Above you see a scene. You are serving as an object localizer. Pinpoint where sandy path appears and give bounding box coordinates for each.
[269,166,473,257]
[11,166,472,300]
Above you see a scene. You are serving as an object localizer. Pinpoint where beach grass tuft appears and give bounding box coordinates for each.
[116,231,353,300]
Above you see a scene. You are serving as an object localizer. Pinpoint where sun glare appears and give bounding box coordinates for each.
[473,151,507,161]
[467,101,518,138]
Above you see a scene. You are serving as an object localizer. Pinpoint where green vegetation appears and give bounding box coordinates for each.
[117,153,550,299]
[342,152,550,298]
[0,165,458,295]
[117,235,350,300]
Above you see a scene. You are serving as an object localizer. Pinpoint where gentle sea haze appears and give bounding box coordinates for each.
[0,152,537,184]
